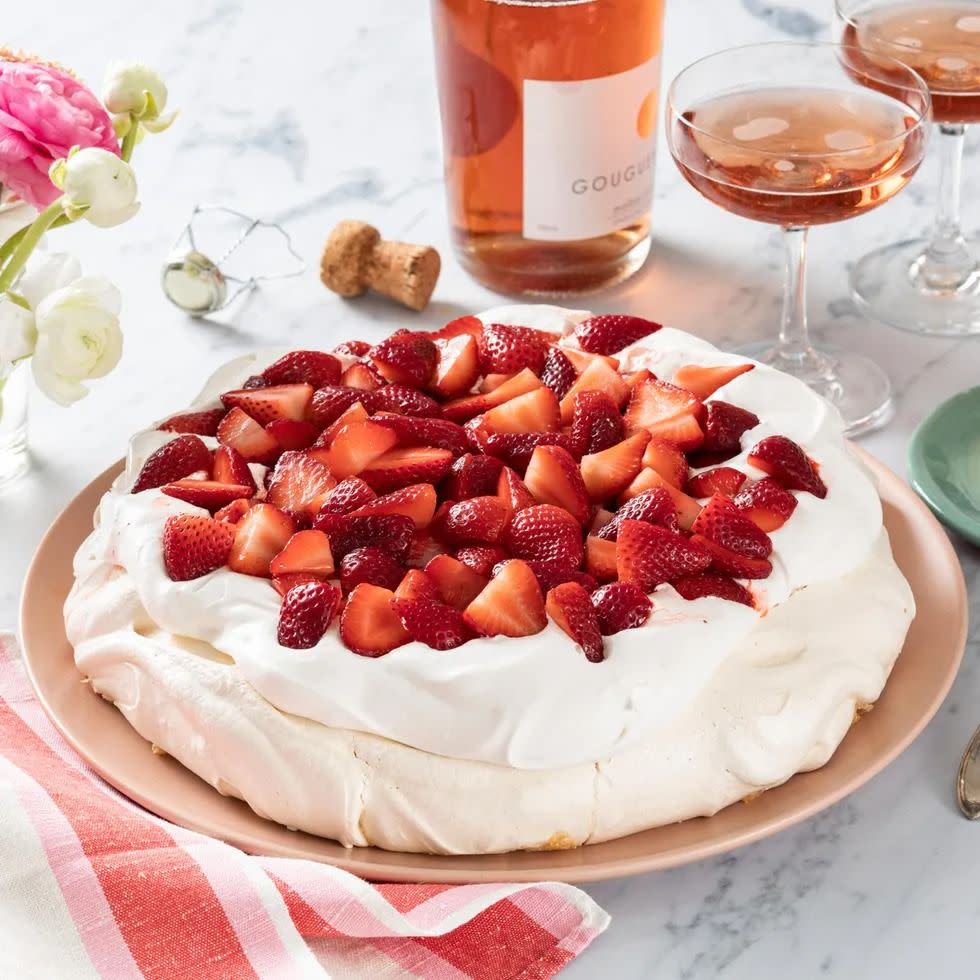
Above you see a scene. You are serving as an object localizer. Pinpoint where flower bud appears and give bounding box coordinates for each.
[51,147,140,227]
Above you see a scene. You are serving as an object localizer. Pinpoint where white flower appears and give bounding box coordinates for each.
[31,277,123,406]
[50,148,140,228]
[103,62,176,134]
[0,294,36,362]
[17,251,82,310]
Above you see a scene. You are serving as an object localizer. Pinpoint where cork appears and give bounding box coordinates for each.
[320,219,441,312]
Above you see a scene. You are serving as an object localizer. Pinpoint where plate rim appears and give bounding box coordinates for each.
[18,449,968,883]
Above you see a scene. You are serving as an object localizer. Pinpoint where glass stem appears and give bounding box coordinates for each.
[777,225,813,363]
[913,124,976,292]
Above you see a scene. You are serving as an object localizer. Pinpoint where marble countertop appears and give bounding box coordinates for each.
[2,1,978,976]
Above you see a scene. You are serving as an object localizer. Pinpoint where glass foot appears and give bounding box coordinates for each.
[738,341,893,438]
[851,236,980,337]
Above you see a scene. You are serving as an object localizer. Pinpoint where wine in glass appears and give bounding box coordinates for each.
[666,42,930,434]
[838,1,980,334]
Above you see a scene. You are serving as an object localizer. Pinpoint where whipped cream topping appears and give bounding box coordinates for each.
[68,305,913,773]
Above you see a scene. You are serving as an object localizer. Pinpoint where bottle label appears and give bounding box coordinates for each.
[522,57,661,242]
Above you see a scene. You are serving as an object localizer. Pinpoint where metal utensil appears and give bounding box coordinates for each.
[956,724,980,819]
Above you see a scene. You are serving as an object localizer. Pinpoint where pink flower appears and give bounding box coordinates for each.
[0,59,119,210]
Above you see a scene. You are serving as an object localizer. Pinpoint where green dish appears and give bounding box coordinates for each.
[908,385,980,547]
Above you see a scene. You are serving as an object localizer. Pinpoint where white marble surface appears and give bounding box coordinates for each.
[1,1,978,976]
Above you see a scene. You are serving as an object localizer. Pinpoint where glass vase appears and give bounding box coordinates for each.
[0,361,29,489]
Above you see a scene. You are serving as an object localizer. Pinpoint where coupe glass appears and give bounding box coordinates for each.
[837,0,980,335]
[666,42,931,435]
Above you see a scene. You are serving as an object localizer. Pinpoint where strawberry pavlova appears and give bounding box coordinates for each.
[65,305,914,855]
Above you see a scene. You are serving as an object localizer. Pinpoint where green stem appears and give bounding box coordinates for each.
[0,226,28,270]
[120,116,139,162]
[0,199,64,293]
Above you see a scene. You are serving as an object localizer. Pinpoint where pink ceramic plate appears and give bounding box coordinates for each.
[19,449,967,883]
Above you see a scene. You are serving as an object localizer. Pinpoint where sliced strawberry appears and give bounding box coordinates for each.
[427,314,483,342]
[443,453,504,499]
[525,561,598,595]
[692,494,772,558]
[318,476,376,515]
[590,507,616,534]
[503,504,584,571]
[425,554,489,610]
[266,418,319,451]
[270,529,335,578]
[319,401,370,446]
[598,487,679,540]
[575,313,661,355]
[463,559,547,638]
[266,451,336,516]
[700,401,760,456]
[546,582,604,662]
[214,498,253,525]
[216,407,280,465]
[313,512,415,561]
[360,446,453,494]
[212,445,257,492]
[161,479,253,510]
[481,386,560,435]
[559,358,630,424]
[479,373,511,393]
[732,477,798,531]
[671,572,754,606]
[408,529,446,569]
[370,331,438,387]
[570,389,624,456]
[496,466,536,513]
[272,571,323,598]
[674,362,753,400]
[616,521,711,591]
[483,431,575,472]
[161,514,236,581]
[431,333,481,399]
[277,580,342,649]
[689,534,772,579]
[261,351,341,389]
[591,582,652,635]
[350,483,437,528]
[241,375,270,390]
[585,535,618,582]
[394,568,439,602]
[748,436,827,498]
[440,496,510,545]
[563,348,620,373]
[228,503,295,577]
[686,466,746,498]
[132,435,211,494]
[332,339,371,359]
[340,584,410,656]
[454,545,509,577]
[642,438,689,489]
[580,432,650,504]
[309,386,366,428]
[325,419,399,478]
[524,444,591,525]
[624,368,653,390]
[478,322,549,375]
[391,597,474,650]
[222,383,313,426]
[371,414,470,456]
[621,469,701,530]
[341,362,384,391]
[158,408,225,437]
[624,378,704,450]
[365,385,442,418]
[339,546,405,594]
[442,368,542,423]
[540,347,577,400]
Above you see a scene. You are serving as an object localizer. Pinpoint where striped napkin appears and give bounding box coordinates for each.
[0,633,608,978]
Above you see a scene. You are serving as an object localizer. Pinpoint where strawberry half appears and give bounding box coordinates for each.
[559,358,629,424]
[318,476,377,515]
[616,521,712,591]
[524,445,591,525]
[691,493,773,558]
[332,339,372,358]
[370,331,438,387]
[371,414,470,456]
[689,534,772,579]
[624,378,704,451]
[591,582,652,635]
[395,568,439,602]
[540,347,577,400]
[525,562,598,595]
[440,496,510,545]
[580,432,650,503]
[308,386,366,428]
[671,573,754,606]
[455,545,509,577]
[339,546,405,594]
[161,479,254,510]
[674,362,753,400]
[228,503,295,577]
[621,469,701,530]
[391,597,475,651]
[431,334,481,399]
[597,487,679,540]
[442,368,542,424]
[266,418,319,451]
[360,446,453,494]
[325,419,399,478]
[496,466,536,513]
[546,582,604,662]
[313,511,415,562]
[748,435,827,498]
[424,554,489,610]
[463,559,547,638]
[365,385,441,418]
[261,350,342,389]
[341,362,384,391]
[132,435,211,494]
[570,389,624,456]
[216,407,280,465]
[214,498,253,525]
[732,477,798,531]
[161,514,236,581]
[642,438,689,489]
[212,445,257,492]
[443,453,505,499]
[483,431,575,472]
[478,322,549,375]
[266,451,337,517]
[585,535,618,582]
[699,401,760,457]
[481,386,561,434]
[427,314,483,342]
[350,483,437,528]
[158,408,225,437]
[575,313,661,355]
[686,466,747,498]
[340,584,410,657]
[269,529,335,578]
[277,581,342,649]
[503,504,584,571]
[272,571,324,598]
[222,383,313,425]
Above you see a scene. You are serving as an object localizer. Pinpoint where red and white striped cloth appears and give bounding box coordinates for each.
[0,633,608,979]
